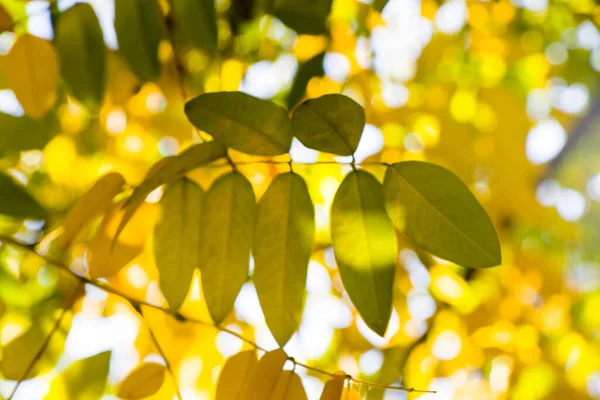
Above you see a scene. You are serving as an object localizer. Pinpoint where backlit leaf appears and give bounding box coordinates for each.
[254,172,315,346]
[0,111,58,155]
[383,161,501,268]
[62,172,125,248]
[269,0,333,34]
[291,94,365,156]
[88,200,154,278]
[200,172,256,323]
[185,92,293,156]
[0,172,45,219]
[154,178,203,309]
[55,3,106,110]
[115,141,226,246]
[320,372,346,400]
[270,370,308,400]
[4,34,59,118]
[114,0,163,82]
[1,324,47,380]
[118,362,165,399]
[286,52,325,109]
[216,351,258,400]
[0,5,12,32]
[62,351,111,399]
[243,348,288,399]
[331,170,397,336]
[171,0,217,54]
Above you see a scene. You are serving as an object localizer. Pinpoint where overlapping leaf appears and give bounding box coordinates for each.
[270,370,308,400]
[243,348,288,399]
[185,92,293,156]
[200,172,256,323]
[216,351,258,399]
[320,372,346,400]
[254,172,315,346]
[331,170,397,336]
[383,161,501,268]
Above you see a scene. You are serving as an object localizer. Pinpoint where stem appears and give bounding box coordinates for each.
[0,236,433,394]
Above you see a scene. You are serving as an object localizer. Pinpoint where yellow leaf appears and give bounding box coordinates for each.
[118,362,165,399]
[4,34,59,118]
[88,200,154,278]
[270,370,307,400]
[0,5,12,32]
[215,351,258,400]
[62,172,125,248]
[320,372,346,400]
[243,349,288,399]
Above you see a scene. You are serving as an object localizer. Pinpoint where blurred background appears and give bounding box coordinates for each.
[1,0,600,398]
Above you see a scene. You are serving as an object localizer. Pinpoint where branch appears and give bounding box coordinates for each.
[0,236,434,394]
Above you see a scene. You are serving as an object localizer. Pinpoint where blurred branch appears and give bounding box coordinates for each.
[6,280,84,400]
[0,235,435,395]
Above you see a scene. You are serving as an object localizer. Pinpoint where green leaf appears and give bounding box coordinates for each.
[0,111,58,156]
[200,172,256,323]
[171,0,217,54]
[291,94,365,156]
[254,172,315,346]
[1,324,47,380]
[216,351,258,400]
[243,349,288,400]
[286,52,325,109]
[114,0,163,82]
[383,161,501,268]
[115,141,226,246]
[55,3,106,111]
[373,0,389,12]
[269,0,333,34]
[62,351,111,399]
[154,178,203,309]
[185,92,293,156]
[0,172,45,219]
[118,362,165,399]
[331,170,397,336]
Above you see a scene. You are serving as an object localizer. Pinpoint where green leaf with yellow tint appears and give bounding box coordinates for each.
[291,94,365,156]
[4,34,59,118]
[154,178,203,309]
[62,351,111,399]
[118,362,165,399]
[383,161,501,268]
[1,325,47,380]
[0,172,45,219]
[62,172,125,248]
[55,3,106,110]
[114,0,163,82]
[243,348,288,400]
[269,0,333,34]
[171,0,217,54]
[331,170,397,336]
[200,171,255,323]
[216,351,258,400]
[270,370,308,400]
[254,172,315,346]
[185,92,293,156]
[320,372,346,400]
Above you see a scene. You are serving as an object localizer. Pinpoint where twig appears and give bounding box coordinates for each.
[0,235,433,394]
[6,281,83,400]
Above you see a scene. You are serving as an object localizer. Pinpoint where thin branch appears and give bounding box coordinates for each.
[7,281,83,400]
[0,235,433,394]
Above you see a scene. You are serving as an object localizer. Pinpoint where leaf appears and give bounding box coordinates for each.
[171,0,217,54]
[4,34,59,118]
[253,172,315,346]
[0,5,12,32]
[115,141,226,245]
[0,172,45,219]
[320,372,346,400]
[270,370,308,400]
[62,351,111,399]
[114,0,163,82]
[383,161,501,268]
[286,52,325,109]
[154,178,203,310]
[331,170,397,336]
[88,200,153,278]
[243,348,288,400]
[269,0,333,34]
[55,3,106,111]
[200,172,256,323]
[0,111,58,155]
[291,94,365,156]
[372,0,389,12]
[1,325,47,380]
[185,92,293,156]
[215,351,258,400]
[62,172,125,248]
[118,362,165,399]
